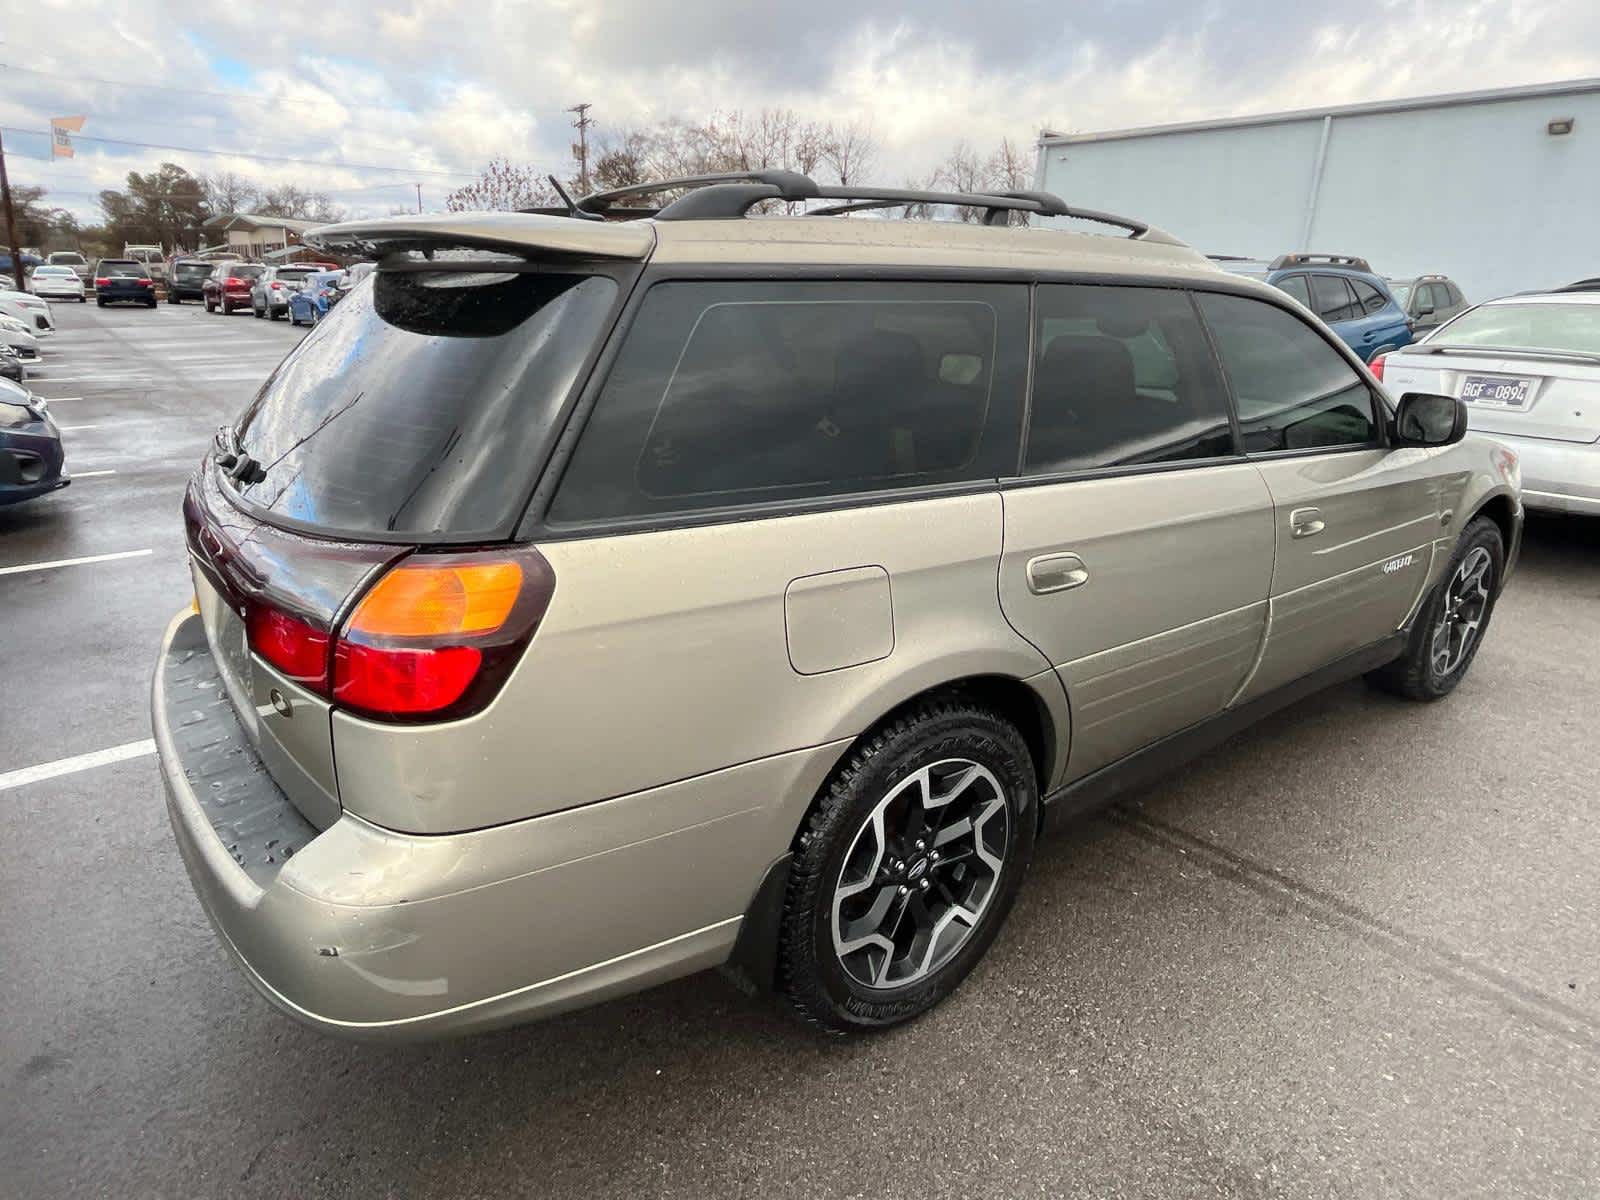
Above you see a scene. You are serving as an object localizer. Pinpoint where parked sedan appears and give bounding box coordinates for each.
[0,346,24,383]
[29,265,86,303]
[286,270,346,326]
[202,262,264,314]
[94,260,158,307]
[1,287,55,335]
[45,250,92,284]
[251,265,329,320]
[0,315,41,364]
[0,378,67,506]
[1374,290,1600,515]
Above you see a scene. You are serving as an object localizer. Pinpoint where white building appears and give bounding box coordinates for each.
[1034,77,1600,301]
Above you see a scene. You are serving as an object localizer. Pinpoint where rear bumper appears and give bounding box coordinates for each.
[153,610,819,1040]
[1496,433,1600,516]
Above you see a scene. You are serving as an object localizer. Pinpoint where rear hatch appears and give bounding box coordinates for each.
[183,214,647,830]
[1384,299,1600,444]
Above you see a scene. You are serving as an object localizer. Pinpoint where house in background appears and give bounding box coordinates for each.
[199,212,322,260]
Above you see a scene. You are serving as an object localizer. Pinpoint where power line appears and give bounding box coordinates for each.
[0,125,475,178]
[0,60,430,119]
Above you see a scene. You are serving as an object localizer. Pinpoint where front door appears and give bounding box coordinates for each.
[1195,291,1440,703]
[998,283,1276,783]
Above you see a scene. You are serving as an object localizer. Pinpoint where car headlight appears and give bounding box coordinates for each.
[0,400,34,428]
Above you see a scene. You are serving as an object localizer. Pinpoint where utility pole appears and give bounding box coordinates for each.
[567,102,593,195]
[0,127,24,291]
[414,182,422,214]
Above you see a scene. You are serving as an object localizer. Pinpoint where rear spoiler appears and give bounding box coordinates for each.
[303,212,656,262]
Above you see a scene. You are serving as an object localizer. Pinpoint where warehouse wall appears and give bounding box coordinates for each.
[1037,87,1600,302]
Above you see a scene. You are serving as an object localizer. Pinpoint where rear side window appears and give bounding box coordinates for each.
[1198,292,1379,453]
[232,269,619,539]
[1351,279,1387,315]
[1025,285,1234,474]
[549,280,1026,523]
[1312,275,1360,322]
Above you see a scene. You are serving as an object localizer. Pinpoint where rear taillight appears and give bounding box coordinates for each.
[244,547,555,722]
[136,278,153,287]
[226,278,248,291]
[1368,352,1389,381]
[247,605,332,689]
[93,277,109,287]
[270,281,283,290]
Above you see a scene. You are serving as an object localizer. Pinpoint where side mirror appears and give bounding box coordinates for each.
[1394,392,1468,447]
[1416,302,1435,317]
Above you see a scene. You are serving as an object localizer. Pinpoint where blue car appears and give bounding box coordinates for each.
[287,271,346,327]
[0,379,67,506]
[1220,254,1413,362]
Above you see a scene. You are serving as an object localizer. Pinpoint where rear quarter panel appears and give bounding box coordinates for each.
[333,492,1060,834]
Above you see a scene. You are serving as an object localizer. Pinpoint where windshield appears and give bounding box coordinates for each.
[1428,302,1600,355]
[230,268,619,540]
[1390,283,1412,306]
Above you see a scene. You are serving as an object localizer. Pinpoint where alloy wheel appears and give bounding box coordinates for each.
[1431,547,1492,678]
[830,758,1010,990]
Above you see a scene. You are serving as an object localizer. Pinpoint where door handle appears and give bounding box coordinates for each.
[1026,553,1089,595]
[1289,507,1325,538]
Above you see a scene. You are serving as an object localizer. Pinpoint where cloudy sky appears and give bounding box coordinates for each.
[3,0,1598,221]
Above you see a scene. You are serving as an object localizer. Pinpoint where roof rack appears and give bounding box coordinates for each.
[1269,252,1373,272]
[537,171,1163,239]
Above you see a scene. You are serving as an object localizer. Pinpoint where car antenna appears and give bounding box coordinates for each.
[548,175,602,221]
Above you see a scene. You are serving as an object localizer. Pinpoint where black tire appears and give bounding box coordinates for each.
[779,698,1038,1034]
[78,295,87,303]
[269,306,282,321]
[96,298,106,307]
[1368,516,1504,701]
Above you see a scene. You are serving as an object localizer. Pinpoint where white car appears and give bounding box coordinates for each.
[0,314,41,363]
[30,265,86,303]
[0,288,54,336]
[1374,290,1600,515]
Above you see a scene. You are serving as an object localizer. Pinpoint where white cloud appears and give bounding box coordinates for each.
[1,0,1595,223]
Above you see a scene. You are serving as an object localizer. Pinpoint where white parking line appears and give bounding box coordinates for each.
[36,396,83,403]
[0,739,156,793]
[58,424,97,431]
[0,548,153,576]
[72,469,117,478]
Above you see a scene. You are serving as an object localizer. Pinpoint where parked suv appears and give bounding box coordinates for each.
[153,174,1522,1041]
[202,262,264,314]
[1221,253,1413,362]
[167,258,215,304]
[93,259,157,307]
[1389,274,1468,333]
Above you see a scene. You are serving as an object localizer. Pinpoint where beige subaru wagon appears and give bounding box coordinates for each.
[152,172,1522,1039]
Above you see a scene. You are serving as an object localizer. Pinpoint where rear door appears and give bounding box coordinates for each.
[1351,277,1411,354]
[998,283,1274,782]
[1197,291,1440,703]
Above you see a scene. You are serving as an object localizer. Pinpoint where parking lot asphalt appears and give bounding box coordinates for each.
[2,301,1598,1199]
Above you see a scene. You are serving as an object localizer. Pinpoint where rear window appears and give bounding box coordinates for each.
[230,268,618,539]
[1430,302,1600,354]
[174,262,211,279]
[276,268,315,282]
[102,263,148,279]
[548,280,1027,524]
[229,265,264,281]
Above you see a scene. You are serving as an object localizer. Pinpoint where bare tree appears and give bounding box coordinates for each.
[987,137,1032,192]
[935,140,990,221]
[820,119,877,186]
[204,171,258,216]
[591,129,652,193]
[793,120,828,179]
[443,158,560,212]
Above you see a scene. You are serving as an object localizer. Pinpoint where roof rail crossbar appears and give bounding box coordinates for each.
[577,170,820,213]
[1269,252,1373,272]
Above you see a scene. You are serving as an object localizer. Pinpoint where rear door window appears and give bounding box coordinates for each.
[1197,292,1380,453]
[549,280,1027,524]
[231,268,620,539]
[1025,284,1235,473]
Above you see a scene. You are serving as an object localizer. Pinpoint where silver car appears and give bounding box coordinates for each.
[1376,290,1599,515]
[153,172,1522,1040]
